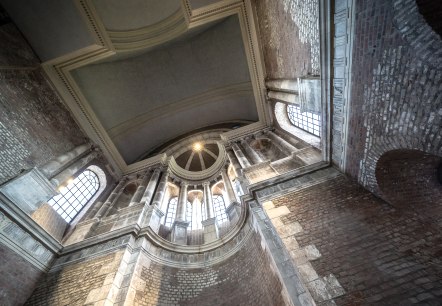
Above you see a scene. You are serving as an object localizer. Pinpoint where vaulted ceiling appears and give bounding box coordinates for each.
[1,0,269,173]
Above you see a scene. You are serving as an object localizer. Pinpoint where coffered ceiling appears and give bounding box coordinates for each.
[2,0,270,175]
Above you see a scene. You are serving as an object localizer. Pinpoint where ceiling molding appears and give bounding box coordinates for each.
[107,82,253,140]
[74,0,113,49]
[108,9,188,52]
[169,142,227,183]
[42,0,270,176]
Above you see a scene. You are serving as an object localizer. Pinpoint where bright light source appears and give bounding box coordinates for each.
[58,185,67,193]
[192,142,203,152]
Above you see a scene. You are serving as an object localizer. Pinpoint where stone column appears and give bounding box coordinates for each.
[86,201,103,220]
[151,171,169,209]
[267,130,298,155]
[203,182,215,220]
[94,178,127,219]
[145,171,169,233]
[232,143,251,168]
[221,169,237,205]
[140,168,161,205]
[227,149,243,177]
[128,171,151,206]
[202,182,218,243]
[175,182,188,222]
[172,182,189,244]
[40,143,91,178]
[221,168,241,222]
[136,167,161,228]
[50,151,98,188]
[241,139,263,164]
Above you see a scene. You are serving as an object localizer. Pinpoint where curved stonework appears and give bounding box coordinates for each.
[375,149,442,209]
[274,102,321,148]
[26,224,288,306]
[393,0,442,68]
[168,142,227,183]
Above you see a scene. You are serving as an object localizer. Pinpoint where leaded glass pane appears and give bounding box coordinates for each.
[47,169,100,223]
[287,105,321,136]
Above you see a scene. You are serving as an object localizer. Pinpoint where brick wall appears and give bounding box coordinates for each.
[375,149,442,215]
[0,19,86,184]
[25,250,125,305]
[24,232,287,305]
[132,233,286,306]
[345,0,442,195]
[252,0,320,79]
[272,175,442,305]
[0,243,44,306]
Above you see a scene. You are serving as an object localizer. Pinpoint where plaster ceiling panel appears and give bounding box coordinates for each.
[1,0,95,61]
[92,0,181,31]
[72,15,254,129]
[114,93,258,163]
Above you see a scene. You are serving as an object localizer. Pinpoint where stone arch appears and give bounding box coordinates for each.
[416,0,442,37]
[393,0,442,68]
[109,181,138,213]
[375,149,442,215]
[251,137,285,161]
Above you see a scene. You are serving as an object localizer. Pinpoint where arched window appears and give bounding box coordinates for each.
[165,197,178,227]
[186,201,192,228]
[48,169,100,222]
[191,198,204,230]
[213,195,228,224]
[287,104,321,136]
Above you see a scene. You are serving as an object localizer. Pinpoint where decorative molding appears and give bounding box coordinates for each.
[0,168,56,215]
[138,219,253,268]
[51,234,133,271]
[330,0,355,170]
[0,193,63,253]
[74,0,113,49]
[0,209,55,271]
[108,10,188,52]
[250,164,338,202]
[42,0,270,178]
[168,142,227,183]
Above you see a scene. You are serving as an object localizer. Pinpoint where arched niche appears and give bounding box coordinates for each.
[108,181,139,214]
[375,149,442,212]
[416,0,442,37]
[250,137,286,161]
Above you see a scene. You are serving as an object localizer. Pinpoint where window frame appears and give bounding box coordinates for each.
[48,169,100,223]
[286,104,321,136]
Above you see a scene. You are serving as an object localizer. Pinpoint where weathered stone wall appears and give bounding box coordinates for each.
[25,231,288,306]
[0,243,44,306]
[271,174,442,305]
[130,233,287,306]
[252,0,320,79]
[0,16,86,184]
[345,0,442,195]
[31,203,68,241]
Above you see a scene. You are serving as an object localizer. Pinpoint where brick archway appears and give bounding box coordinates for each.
[375,149,442,212]
[393,0,442,68]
